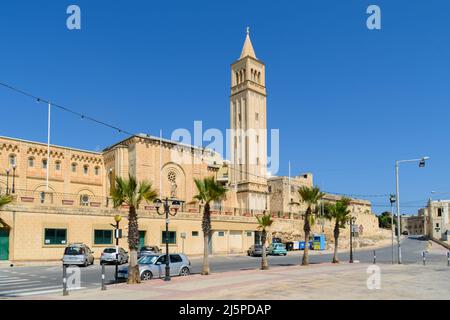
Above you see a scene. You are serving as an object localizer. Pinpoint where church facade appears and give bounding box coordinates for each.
[0,31,380,262]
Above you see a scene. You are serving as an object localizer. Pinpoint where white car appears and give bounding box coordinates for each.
[118,253,191,280]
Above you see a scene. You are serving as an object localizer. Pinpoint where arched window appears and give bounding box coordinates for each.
[94,166,100,176]
[83,165,89,175]
[55,161,61,171]
[8,154,16,166]
[235,71,239,84]
[28,157,35,168]
[42,159,48,169]
[71,163,77,173]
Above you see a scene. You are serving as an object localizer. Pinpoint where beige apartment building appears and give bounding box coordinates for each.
[400,214,424,236]
[0,31,382,262]
[422,200,449,244]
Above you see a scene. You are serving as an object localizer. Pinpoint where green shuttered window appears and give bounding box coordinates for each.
[44,228,67,245]
[94,230,113,245]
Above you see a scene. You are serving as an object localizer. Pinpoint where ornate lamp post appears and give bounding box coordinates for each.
[153,197,181,281]
[12,164,16,194]
[110,215,122,282]
[5,169,10,195]
[349,216,357,263]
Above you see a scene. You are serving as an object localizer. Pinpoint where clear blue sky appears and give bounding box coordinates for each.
[1,1,449,213]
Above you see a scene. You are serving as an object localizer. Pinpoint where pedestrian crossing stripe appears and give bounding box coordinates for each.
[0,285,86,296]
[0,285,62,295]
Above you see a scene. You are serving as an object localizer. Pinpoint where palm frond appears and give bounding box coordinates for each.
[0,195,13,208]
[193,177,227,205]
[256,213,273,231]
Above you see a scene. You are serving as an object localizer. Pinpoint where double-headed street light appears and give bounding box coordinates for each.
[12,164,16,194]
[395,156,430,264]
[5,169,10,195]
[153,197,181,282]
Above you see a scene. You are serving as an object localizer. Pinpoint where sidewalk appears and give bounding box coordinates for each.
[18,260,450,300]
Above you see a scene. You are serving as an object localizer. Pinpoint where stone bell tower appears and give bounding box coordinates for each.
[230,28,269,212]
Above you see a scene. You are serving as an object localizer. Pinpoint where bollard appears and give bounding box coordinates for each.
[101,263,107,291]
[422,251,426,266]
[62,264,69,296]
[373,250,376,264]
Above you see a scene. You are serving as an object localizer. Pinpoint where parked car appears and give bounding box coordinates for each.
[118,253,191,281]
[247,244,265,257]
[138,246,162,258]
[62,243,95,267]
[100,247,129,265]
[268,243,287,256]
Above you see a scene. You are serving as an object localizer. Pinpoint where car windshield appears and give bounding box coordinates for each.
[254,245,262,249]
[138,255,158,265]
[140,246,156,252]
[64,247,84,255]
[103,248,116,253]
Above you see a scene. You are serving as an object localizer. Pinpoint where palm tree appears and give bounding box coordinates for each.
[111,175,157,284]
[193,177,227,275]
[0,195,12,208]
[256,213,273,270]
[298,186,325,266]
[324,198,351,263]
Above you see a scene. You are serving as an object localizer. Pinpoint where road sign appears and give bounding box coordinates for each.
[114,229,122,239]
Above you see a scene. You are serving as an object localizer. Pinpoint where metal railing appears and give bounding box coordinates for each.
[4,188,312,220]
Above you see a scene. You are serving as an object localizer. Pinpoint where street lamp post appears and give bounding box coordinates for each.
[389,194,396,264]
[12,164,16,194]
[349,216,356,263]
[110,215,122,283]
[5,169,10,195]
[395,156,430,264]
[154,197,181,282]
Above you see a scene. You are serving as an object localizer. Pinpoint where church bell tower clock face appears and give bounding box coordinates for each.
[230,28,269,212]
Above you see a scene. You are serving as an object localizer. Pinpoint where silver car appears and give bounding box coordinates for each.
[100,247,129,265]
[62,243,95,267]
[118,253,191,281]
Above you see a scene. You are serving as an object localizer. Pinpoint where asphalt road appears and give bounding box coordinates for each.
[0,236,447,298]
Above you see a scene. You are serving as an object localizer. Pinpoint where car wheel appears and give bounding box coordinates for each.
[141,270,153,281]
[179,267,190,277]
[83,259,89,267]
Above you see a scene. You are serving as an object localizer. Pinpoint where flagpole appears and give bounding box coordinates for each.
[159,129,163,198]
[46,102,51,191]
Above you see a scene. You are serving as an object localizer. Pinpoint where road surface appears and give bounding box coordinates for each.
[0,236,447,298]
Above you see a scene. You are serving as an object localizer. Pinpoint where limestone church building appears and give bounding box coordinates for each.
[0,31,379,262]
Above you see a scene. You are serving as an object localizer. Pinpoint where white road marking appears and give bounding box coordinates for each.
[0,285,62,295]
[0,279,30,283]
[0,281,42,288]
[0,277,21,281]
[12,288,62,297]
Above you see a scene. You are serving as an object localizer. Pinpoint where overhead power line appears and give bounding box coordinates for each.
[0,81,136,137]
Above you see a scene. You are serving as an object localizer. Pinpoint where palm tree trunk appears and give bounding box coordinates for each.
[302,208,311,266]
[261,230,269,270]
[202,203,211,275]
[332,221,340,263]
[127,205,141,284]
